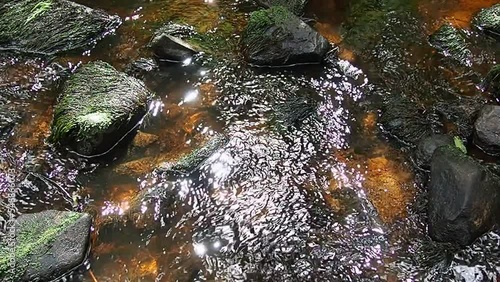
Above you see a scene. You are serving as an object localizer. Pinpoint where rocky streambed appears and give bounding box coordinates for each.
[0,0,500,281]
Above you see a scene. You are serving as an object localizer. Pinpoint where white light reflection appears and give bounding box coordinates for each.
[180,90,199,105]
[182,57,192,66]
[193,243,207,257]
[149,100,163,117]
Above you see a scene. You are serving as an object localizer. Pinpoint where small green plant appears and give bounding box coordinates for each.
[454,136,467,154]
[25,0,52,24]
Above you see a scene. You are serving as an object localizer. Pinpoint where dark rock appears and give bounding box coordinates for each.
[474,105,500,155]
[125,58,159,79]
[0,210,92,281]
[428,145,500,246]
[431,96,485,140]
[414,134,454,169]
[255,0,308,15]
[0,96,18,138]
[379,95,434,146]
[0,0,120,56]
[241,6,331,66]
[150,23,199,62]
[49,61,153,156]
[472,4,500,41]
[482,65,500,98]
[429,24,472,67]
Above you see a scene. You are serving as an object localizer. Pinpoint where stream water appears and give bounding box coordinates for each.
[1,0,500,281]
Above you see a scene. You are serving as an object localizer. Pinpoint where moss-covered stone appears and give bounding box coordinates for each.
[49,61,153,156]
[472,4,500,41]
[429,24,472,67]
[0,210,91,281]
[0,0,120,55]
[242,6,330,66]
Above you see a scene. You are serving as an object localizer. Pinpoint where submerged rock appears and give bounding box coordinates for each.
[156,133,229,178]
[414,134,454,169]
[474,105,500,155]
[0,210,91,281]
[125,58,159,79]
[428,146,500,246]
[472,4,500,41]
[49,61,152,156]
[241,6,331,66]
[482,65,500,98]
[0,96,18,139]
[0,0,120,55]
[255,0,308,15]
[429,24,472,66]
[150,23,199,62]
[380,95,434,146]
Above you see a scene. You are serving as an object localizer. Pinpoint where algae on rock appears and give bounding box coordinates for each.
[472,4,500,41]
[255,0,308,15]
[0,210,91,281]
[0,0,120,55]
[242,6,330,66]
[429,24,472,67]
[50,61,152,156]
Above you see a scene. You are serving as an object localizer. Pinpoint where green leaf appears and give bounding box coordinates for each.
[454,136,467,154]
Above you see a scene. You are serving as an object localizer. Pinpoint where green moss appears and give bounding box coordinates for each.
[49,61,151,147]
[0,212,83,281]
[472,4,500,38]
[186,21,237,56]
[454,136,467,154]
[257,0,307,15]
[429,24,472,66]
[0,0,120,55]
[483,64,500,94]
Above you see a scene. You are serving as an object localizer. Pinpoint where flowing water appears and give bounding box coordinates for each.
[1,0,500,281]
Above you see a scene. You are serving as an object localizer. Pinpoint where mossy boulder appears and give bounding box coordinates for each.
[482,65,500,97]
[414,134,454,169]
[125,58,159,79]
[255,0,308,16]
[242,6,331,66]
[49,61,152,156]
[0,210,91,281]
[428,145,500,246]
[472,4,500,41]
[0,0,121,56]
[429,24,472,67]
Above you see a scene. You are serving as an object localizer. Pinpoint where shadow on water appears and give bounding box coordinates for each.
[1,0,500,281]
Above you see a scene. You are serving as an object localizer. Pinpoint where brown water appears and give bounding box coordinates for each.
[1,0,500,281]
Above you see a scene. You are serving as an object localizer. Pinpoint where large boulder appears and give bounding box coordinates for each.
[49,61,152,156]
[0,0,120,55]
[241,6,331,66]
[255,0,308,15]
[474,105,500,155]
[0,210,91,281]
[472,4,500,41]
[414,134,454,169]
[428,146,500,246]
[429,24,472,67]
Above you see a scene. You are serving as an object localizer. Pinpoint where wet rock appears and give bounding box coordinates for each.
[241,6,331,66]
[132,131,159,148]
[472,4,500,41]
[0,0,120,56]
[150,23,199,62]
[414,134,454,169]
[428,145,500,246]
[482,65,500,98]
[49,61,152,156]
[474,105,500,155]
[156,133,228,178]
[0,210,91,281]
[255,0,308,15]
[431,97,485,140]
[271,91,319,131]
[380,95,434,146]
[125,58,159,79]
[0,97,18,138]
[429,24,472,67]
